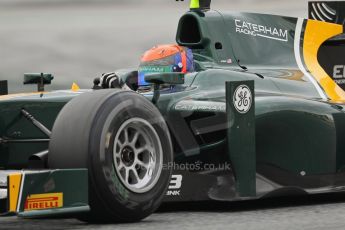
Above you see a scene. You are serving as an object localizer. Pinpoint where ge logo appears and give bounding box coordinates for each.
[233,85,252,114]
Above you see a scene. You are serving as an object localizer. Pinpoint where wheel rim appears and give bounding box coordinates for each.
[113,118,163,193]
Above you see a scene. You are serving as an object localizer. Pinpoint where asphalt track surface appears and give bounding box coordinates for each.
[2,1,345,229]
[2,194,345,230]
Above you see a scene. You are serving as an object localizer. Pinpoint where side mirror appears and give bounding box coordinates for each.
[144,73,185,104]
[24,73,54,92]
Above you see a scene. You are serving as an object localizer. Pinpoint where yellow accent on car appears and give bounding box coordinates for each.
[303,20,345,101]
[190,0,200,9]
[71,82,80,92]
[24,193,63,211]
[8,173,22,213]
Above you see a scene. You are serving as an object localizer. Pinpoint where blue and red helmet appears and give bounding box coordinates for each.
[138,44,194,86]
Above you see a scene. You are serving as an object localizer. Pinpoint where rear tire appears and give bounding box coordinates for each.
[49,89,173,223]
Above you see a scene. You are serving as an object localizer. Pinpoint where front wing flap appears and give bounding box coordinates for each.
[7,169,89,218]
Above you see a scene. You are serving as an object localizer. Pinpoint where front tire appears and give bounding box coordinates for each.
[49,89,173,222]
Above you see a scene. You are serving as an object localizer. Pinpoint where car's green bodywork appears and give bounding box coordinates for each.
[0,91,80,168]
[15,169,89,217]
[1,2,345,217]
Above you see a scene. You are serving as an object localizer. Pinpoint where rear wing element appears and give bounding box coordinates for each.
[7,169,89,217]
[309,1,345,26]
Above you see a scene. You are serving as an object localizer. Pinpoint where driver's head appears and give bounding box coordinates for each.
[138,44,194,87]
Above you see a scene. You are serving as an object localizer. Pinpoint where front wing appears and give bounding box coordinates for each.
[3,169,89,217]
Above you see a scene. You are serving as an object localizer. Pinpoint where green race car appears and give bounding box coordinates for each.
[0,0,345,223]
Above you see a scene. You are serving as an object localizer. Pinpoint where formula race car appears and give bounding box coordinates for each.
[1,0,345,223]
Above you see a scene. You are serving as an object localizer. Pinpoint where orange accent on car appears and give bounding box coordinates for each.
[8,173,22,213]
[303,20,345,101]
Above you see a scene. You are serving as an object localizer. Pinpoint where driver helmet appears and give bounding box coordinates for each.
[138,44,194,86]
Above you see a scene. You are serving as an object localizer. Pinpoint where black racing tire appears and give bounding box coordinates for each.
[48,89,173,223]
